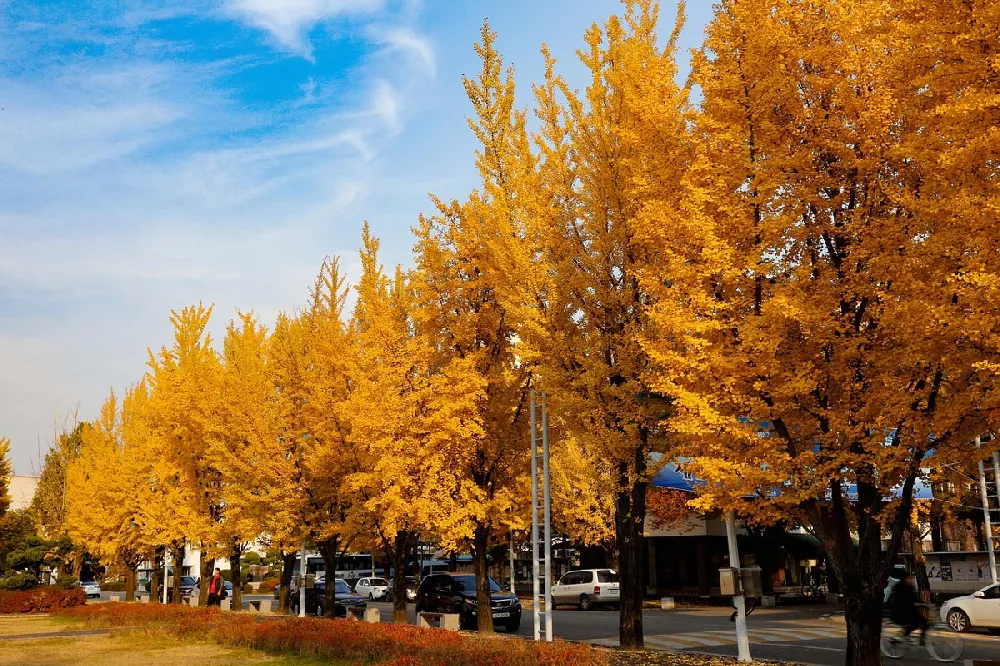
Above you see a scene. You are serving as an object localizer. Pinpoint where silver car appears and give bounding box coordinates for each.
[78,580,102,598]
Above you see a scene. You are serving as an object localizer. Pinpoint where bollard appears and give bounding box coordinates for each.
[220,599,231,611]
[762,595,776,608]
[257,600,272,614]
[139,595,150,604]
[363,607,380,623]
[660,597,675,610]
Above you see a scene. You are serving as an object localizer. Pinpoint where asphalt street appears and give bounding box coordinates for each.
[368,601,1000,666]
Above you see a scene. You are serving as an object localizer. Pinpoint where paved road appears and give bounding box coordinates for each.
[368,601,1000,665]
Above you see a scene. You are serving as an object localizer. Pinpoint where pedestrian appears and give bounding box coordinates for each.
[208,568,224,607]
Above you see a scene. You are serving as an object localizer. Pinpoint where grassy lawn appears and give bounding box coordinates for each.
[0,616,342,666]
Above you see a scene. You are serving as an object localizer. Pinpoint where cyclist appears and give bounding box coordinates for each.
[889,572,927,644]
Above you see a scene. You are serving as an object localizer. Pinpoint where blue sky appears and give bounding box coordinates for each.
[1,0,713,475]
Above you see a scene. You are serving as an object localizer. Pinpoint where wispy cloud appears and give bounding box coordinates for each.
[225,0,386,59]
[0,0,436,473]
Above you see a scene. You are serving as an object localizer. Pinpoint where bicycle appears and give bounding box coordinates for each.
[880,619,963,662]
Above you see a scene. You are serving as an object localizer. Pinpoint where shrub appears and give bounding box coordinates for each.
[0,586,86,613]
[258,581,273,593]
[54,575,79,590]
[243,583,254,594]
[100,580,126,592]
[262,577,280,589]
[0,572,39,591]
[56,603,607,665]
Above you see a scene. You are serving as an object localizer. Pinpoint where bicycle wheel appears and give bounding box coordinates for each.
[880,626,907,659]
[925,625,963,663]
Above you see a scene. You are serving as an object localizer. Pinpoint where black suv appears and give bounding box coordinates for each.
[415,573,521,631]
[290,579,366,618]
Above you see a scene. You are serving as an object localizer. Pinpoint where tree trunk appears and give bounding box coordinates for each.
[910,529,932,603]
[170,544,183,604]
[391,531,412,624]
[279,551,296,614]
[845,593,885,666]
[198,555,215,606]
[473,524,494,634]
[125,563,137,602]
[319,537,341,619]
[616,434,648,650]
[150,548,162,604]
[231,544,243,612]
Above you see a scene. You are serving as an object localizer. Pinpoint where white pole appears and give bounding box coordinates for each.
[726,511,752,662]
[979,458,998,584]
[299,543,307,617]
[530,390,541,641]
[509,533,516,595]
[992,452,1000,583]
[162,548,169,604]
[542,397,553,642]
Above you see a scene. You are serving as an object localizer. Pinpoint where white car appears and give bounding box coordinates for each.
[78,580,102,599]
[551,569,620,610]
[354,577,389,600]
[941,583,1000,633]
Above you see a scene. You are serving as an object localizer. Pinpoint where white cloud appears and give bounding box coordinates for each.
[370,25,435,76]
[226,0,386,58]
[369,79,401,133]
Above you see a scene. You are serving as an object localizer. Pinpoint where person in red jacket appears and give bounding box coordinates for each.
[207,568,224,607]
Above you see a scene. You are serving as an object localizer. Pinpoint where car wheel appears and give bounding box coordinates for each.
[369,592,375,601]
[580,594,592,611]
[947,608,970,633]
[505,618,521,632]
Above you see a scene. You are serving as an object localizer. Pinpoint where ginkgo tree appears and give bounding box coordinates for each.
[411,21,536,634]
[530,0,690,647]
[145,304,223,603]
[639,2,1000,665]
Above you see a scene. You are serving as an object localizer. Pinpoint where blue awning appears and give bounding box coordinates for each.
[651,459,934,500]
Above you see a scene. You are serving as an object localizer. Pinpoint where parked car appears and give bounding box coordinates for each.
[551,569,619,610]
[355,577,390,600]
[77,580,102,599]
[178,576,200,601]
[386,577,419,603]
[941,583,1000,633]
[290,578,367,618]
[415,573,521,631]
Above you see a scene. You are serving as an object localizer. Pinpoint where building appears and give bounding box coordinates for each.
[8,476,38,511]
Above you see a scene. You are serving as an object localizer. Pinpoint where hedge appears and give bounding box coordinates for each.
[58,603,606,665]
[0,587,87,613]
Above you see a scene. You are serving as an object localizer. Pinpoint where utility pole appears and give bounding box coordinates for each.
[530,390,553,641]
[162,548,169,604]
[299,543,307,617]
[976,435,999,584]
[509,533,516,595]
[725,511,751,662]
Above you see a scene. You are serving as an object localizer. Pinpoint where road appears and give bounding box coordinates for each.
[367,601,1000,666]
[97,591,998,665]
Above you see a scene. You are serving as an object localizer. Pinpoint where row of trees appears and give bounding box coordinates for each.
[32,2,1000,664]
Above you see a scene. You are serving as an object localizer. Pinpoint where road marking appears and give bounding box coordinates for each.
[760,642,847,653]
[589,626,848,652]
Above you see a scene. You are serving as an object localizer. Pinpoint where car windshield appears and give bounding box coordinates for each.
[181,577,197,586]
[370,578,388,586]
[452,575,502,594]
[335,581,352,595]
[596,570,619,583]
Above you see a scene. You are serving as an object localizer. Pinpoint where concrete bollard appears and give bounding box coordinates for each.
[762,595,776,608]
[220,599,231,611]
[363,607,380,623]
[660,597,675,610]
[110,594,122,602]
[139,595,150,604]
[188,596,199,607]
[257,600,272,614]
[440,614,460,631]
